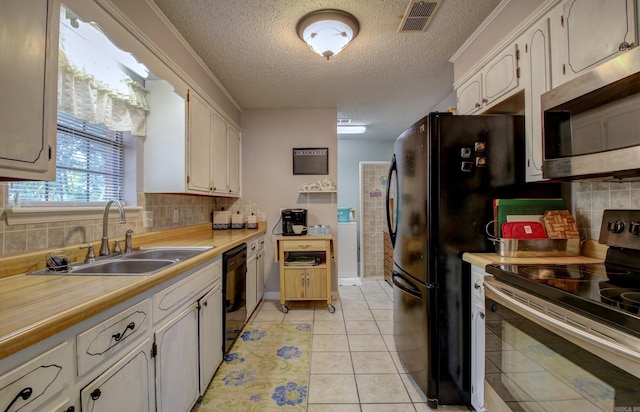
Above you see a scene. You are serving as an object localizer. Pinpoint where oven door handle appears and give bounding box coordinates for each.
[484,280,640,368]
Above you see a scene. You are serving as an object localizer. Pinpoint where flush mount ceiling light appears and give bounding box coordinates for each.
[297,9,360,60]
[337,125,366,134]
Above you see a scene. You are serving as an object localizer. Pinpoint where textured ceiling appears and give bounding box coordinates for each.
[150,0,502,140]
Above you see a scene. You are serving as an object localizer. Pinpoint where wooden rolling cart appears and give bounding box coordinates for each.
[274,235,335,313]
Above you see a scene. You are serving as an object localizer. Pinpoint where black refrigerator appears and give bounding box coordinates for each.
[385,112,558,408]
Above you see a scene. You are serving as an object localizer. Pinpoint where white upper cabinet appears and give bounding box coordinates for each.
[0,0,59,180]
[457,43,521,114]
[187,91,215,194]
[211,112,241,196]
[227,126,241,196]
[144,85,240,197]
[520,17,552,181]
[457,73,483,115]
[550,0,637,87]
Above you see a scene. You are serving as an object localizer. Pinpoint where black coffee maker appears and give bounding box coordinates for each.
[282,208,307,235]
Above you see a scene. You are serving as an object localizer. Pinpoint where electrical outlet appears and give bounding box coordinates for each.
[143,211,153,228]
[173,209,179,224]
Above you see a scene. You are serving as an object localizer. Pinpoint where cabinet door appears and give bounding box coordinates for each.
[305,268,327,299]
[283,268,306,299]
[198,286,223,395]
[482,43,520,107]
[523,18,551,182]
[256,249,265,302]
[227,126,241,195]
[471,302,486,412]
[80,340,154,412]
[456,72,482,114]
[187,91,213,194]
[246,252,258,318]
[211,111,228,194]
[553,0,636,85]
[0,0,58,180]
[155,303,199,412]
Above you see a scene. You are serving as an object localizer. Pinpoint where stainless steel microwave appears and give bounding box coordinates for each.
[542,46,640,180]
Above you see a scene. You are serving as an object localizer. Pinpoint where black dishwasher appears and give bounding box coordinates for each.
[223,243,247,353]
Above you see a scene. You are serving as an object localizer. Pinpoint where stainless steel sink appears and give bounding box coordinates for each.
[124,246,213,261]
[28,246,214,276]
[68,259,176,275]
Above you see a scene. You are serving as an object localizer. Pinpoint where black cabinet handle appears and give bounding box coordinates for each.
[63,406,75,412]
[112,322,135,342]
[91,388,101,400]
[4,387,33,412]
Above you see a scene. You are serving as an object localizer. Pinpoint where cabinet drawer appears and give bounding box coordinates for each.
[153,259,221,324]
[471,265,489,305]
[0,342,72,412]
[76,299,151,377]
[247,239,259,256]
[282,240,326,251]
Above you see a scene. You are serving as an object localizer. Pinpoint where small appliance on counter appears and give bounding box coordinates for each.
[213,210,231,230]
[282,208,307,235]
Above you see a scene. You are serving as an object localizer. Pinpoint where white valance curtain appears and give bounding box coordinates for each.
[57,14,149,136]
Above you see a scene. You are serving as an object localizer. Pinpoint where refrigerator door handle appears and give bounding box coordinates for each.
[392,271,422,299]
[386,154,398,246]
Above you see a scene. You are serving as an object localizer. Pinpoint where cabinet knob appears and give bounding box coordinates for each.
[474,282,481,290]
[480,312,485,319]
[64,407,75,412]
[475,102,481,108]
[91,388,102,400]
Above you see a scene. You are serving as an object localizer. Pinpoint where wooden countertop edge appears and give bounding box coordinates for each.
[0,223,267,360]
[462,239,607,268]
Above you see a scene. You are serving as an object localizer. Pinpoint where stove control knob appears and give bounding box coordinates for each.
[608,219,625,233]
[630,221,640,235]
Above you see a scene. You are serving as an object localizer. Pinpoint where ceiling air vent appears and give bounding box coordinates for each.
[398,0,442,32]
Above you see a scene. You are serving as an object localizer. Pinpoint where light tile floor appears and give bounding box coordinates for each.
[249,276,471,412]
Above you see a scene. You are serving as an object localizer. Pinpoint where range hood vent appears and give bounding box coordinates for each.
[398,0,442,32]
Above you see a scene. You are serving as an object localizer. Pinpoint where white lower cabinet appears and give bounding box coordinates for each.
[246,236,265,320]
[155,303,200,412]
[1,256,228,412]
[198,284,223,395]
[470,265,488,412]
[80,339,154,412]
[256,243,265,305]
[0,342,72,412]
[153,258,222,412]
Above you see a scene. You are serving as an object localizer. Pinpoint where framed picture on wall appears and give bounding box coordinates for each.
[292,147,329,175]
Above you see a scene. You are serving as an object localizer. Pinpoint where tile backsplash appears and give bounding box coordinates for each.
[574,181,640,240]
[0,185,265,257]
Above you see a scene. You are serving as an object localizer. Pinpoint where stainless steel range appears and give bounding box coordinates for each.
[484,209,640,410]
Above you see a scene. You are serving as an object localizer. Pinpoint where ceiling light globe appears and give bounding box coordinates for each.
[297,9,360,60]
[303,21,353,60]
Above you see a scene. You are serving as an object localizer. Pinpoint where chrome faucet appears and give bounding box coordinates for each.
[100,200,126,256]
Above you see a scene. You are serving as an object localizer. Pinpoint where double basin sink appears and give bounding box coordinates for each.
[30,246,214,276]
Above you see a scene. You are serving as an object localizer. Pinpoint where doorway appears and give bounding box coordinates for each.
[359,161,390,278]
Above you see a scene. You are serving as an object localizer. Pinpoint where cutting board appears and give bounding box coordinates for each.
[493,198,567,237]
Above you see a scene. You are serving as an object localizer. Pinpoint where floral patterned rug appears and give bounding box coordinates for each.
[194,323,312,411]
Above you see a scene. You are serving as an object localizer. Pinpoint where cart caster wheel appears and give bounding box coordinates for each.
[328,304,335,313]
[282,305,289,313]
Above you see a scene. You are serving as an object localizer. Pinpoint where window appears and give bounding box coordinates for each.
[9,112,125,205]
